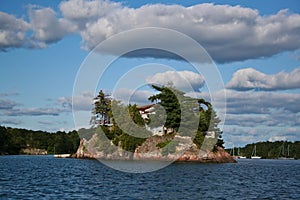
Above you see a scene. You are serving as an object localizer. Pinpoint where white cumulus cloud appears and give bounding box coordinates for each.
[1,1,300,63]
[58,1,300,63]
[227,67,300,91]
[146,70,205,92]
[0,12,30,50]
[29,6,76,48]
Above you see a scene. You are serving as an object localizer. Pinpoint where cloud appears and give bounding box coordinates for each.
[59,0,121,27]
[59,1,300,63]
[223,90,300,114]
[199,89,300,133]
[60,92,94,111]
[0,99,19,110]
[0,92,19,97]
[37,120,67,126]
[0,96,72,116]
[0,6,75,50]
[4,107,68,116]
[37,120,55,125]
[225,113,300,127]
[0,11,30,50]
[2,1,300,63]
[28,6,76,48]
[146,70,205,92]
[227,67,300,91]
[0,119,23,125]
[194,89,300,115]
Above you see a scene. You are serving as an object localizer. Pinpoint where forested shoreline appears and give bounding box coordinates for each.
[0,126,80,155]
[226,141,300,159]
[2,125,299,160]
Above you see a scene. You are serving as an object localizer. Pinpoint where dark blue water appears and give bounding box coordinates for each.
[0,156,299,199]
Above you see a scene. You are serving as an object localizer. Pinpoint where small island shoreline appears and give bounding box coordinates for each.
[70,138,236,163]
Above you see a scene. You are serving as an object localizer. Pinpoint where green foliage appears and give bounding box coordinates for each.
[148,85,182,130]
[91,90,111,126]
[149,85,224,147]
[119,133,146,152]
[100,125,114,140]
[88,87,225,155]
[129,104,145,126]
[0,126,10,153]
[147,104,166,127]
[111,102,149,152]
[91,100,149,153]
[193,131,205,149]
[156,140,171,148]
[78,128,97,140]
[0,126,80,155]
[111,101,149,137]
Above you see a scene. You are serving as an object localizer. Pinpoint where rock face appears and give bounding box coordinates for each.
[176,146,236,163]
[72,134,236,163]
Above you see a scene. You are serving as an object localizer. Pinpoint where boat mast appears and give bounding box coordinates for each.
[253,145,257,156]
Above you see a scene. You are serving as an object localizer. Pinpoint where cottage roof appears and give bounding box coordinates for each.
[137,104,155,112]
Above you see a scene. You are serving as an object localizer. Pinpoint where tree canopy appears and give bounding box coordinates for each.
[90,90,111,126]
[148,85,224,148]
[0,126,80,155]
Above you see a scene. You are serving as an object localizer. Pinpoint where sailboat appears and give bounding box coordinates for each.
[231,145,247,159]
[278,144,294,160]
[251,145,261,159]
[237,147,247,159]
[287,144,295,160]
[230,146,236,159]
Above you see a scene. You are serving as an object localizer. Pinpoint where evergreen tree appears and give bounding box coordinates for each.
[148,85,182,130]
[148,85,224,147]
[91,90,111,126]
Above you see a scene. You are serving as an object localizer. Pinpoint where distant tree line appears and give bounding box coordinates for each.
[227,141,300,159]
[0,126,80,155]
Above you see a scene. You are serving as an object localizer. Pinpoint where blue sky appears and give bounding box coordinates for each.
[1,0,300,147]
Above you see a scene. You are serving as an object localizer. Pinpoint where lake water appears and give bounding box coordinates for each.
[0,156,299,199]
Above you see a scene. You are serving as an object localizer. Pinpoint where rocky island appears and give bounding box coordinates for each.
[71,86,235,163]
[72,135,235,163]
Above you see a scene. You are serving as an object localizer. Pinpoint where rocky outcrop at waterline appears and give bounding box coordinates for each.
[71,133,236,163]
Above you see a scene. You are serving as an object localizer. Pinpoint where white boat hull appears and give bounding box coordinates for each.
[251,156,261,159]
[53,154,70,158]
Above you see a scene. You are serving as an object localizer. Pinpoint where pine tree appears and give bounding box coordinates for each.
[91,90,111,126]
[148,84,224,147]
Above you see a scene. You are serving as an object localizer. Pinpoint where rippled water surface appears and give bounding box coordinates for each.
[0,156,299,199]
